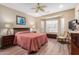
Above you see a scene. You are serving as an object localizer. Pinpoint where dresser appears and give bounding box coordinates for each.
[71,31,79,55]
[0,35,15,49]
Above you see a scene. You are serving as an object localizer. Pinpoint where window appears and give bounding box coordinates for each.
[41,18,65,34]
[46,20,58,33]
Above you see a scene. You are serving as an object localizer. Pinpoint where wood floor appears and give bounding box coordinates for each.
[0,38,69,55]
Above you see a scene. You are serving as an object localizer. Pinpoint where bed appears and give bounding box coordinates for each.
[13,28,48,53]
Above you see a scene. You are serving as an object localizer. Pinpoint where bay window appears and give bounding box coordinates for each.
[41,17,65,34]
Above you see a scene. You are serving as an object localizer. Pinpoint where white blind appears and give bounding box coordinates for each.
[46,20,58,33]
[41,18,65,34]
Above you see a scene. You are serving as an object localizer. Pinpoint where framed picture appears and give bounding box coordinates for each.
[16,16,26,25]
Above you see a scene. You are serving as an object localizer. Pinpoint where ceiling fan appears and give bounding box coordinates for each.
[32,3,47,12]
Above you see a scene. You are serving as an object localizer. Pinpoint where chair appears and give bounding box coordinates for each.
[57,31,67,43]
[57,31,71,54]
[57,31,71,44]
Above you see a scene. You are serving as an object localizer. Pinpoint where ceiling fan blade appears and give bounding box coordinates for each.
[40,8,45,12]
[36,8,39,12]
[32,3,46,12]
[41,5,47,8]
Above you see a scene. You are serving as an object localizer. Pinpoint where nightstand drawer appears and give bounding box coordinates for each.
[1,35,15,48]
[2,39,14,44]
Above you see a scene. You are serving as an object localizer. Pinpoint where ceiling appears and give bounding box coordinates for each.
[0,3,77,17]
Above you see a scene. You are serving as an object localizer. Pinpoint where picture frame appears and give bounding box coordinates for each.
[16,16,26,25]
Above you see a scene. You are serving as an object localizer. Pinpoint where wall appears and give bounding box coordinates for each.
[0,5,36,28]
[0,5,36,35]
[36,9,75,34]
[75,4,79,19]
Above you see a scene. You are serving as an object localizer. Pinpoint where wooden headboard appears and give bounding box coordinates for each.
[13,28,30,34]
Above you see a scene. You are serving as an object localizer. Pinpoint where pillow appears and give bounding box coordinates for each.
[16,31,30,34]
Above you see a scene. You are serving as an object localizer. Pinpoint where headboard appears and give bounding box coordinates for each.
[13,28,30,34]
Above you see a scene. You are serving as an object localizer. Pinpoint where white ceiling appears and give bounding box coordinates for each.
[0,3,77,17]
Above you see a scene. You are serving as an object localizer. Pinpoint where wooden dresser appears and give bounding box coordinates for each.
[71,32,79,55]
[1,35,15,49]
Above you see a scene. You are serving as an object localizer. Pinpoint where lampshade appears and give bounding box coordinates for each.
[29,22,35,28]
[5,23,13,28]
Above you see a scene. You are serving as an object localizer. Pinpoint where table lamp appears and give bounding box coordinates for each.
[5,23,13,35]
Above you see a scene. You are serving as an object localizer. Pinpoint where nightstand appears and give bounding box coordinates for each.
[1,35,15,49]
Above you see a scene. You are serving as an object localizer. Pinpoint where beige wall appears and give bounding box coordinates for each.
[36,9,75,33]
[0,5,36,47]
[0,5,36,28]
[75,4,79,19]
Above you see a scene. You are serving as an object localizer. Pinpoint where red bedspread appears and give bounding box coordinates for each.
[14,32,48,53]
